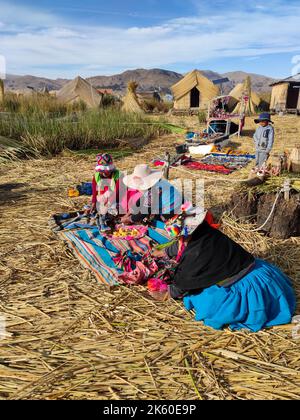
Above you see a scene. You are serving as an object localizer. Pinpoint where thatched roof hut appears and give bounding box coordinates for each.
[171,70,220,111]
[122,81,144,114]
[270,74,300,112]
[56,76,102,108]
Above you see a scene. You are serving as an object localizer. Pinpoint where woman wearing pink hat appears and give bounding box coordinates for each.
[121,164,183,225]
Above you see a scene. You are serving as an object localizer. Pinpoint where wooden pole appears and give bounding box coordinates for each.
[283,178,291,201]
[164,152,170,180]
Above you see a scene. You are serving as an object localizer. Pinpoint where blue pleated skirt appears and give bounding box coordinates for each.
[183,259,296,332]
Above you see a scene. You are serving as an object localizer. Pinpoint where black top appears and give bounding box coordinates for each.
[170,221,255,293]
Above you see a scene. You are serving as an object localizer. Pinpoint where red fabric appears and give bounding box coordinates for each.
[153,160,165,167]
[205,211,220,230]
[184,161,233,175]
[92,176,98,205]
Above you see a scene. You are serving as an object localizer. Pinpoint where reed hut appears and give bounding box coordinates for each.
[171,70,220,111]
[122,81,144,114]
[270,74,300,113]
[56,76,102,108]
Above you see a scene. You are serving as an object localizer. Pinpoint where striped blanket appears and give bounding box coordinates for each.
[51,214,171,287]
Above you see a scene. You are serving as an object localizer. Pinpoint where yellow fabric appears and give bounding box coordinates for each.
[270,83,289,110]
[57,76,102,108]
[171,70,219,109]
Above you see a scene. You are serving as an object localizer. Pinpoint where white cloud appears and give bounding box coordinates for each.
[0,1,300,77]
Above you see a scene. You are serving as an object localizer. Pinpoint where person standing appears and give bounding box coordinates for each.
[253,113,275,169]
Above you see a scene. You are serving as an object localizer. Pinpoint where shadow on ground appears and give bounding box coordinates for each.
[0,183,28,205]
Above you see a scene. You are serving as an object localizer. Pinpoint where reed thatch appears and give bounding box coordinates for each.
[122,81,144,114]
[230,77,261,115]
[0,114,300,400]
[0,79,4,105]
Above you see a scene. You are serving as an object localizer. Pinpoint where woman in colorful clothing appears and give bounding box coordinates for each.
[153,208,296,332]
[121,164,183,225]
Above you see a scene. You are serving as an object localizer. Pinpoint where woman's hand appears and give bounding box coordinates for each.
[120,213,133,225]
[151,249,165,259]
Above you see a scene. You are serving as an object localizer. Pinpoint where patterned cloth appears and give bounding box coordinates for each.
[51,214,171,286]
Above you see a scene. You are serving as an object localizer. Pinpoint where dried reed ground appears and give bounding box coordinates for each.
[0,115,300,400]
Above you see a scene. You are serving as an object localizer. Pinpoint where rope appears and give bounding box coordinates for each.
[223,188,284,233]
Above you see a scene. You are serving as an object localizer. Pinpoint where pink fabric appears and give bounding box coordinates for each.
[118,255,158,286]
[120,188,142,214]
[148,278,168,292]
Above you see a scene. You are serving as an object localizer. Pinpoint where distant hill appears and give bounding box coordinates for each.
[87,69,182,94]
[4,74,67,92]
[222,71,275,93]
[3,68,276,95]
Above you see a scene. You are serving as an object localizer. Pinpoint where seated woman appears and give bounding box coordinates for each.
[121,164,183,225]
[153,208,296,332]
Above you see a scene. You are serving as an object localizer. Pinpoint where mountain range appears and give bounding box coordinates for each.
[3,68,276,95]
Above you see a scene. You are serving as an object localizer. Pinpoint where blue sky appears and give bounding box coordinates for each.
[1,0,300,79]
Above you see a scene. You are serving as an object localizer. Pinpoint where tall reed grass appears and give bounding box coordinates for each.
[3,92,86,116]
[0,107,169,156]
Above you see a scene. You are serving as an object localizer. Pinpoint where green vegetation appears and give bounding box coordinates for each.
[198,111,207,124]
[70,148,134,159]
[0,95,170,157]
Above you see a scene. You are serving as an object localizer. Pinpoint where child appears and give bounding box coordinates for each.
[91,154,121,232]
[253,113,275,169]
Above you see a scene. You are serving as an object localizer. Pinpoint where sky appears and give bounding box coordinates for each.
[0,0,300,79]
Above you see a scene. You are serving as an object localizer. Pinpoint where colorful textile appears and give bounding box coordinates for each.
[184,160,234,175]
[52,214,171,286]
[118,256,159,285]
[184,259,296,332]
[95,153,115,173]
[211,153,256,159]
[77,182,93,196]
[202,154,255,170]
[182,152,255,174]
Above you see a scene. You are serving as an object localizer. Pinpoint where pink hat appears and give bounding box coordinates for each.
[123,164,163,191]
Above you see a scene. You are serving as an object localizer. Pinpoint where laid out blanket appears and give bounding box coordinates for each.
[182,153,255,175]
[201,153,255,170]
[50,213,171,287]
[183,160,234,175]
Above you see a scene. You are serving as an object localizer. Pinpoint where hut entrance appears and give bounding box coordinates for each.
[190,87,200,108]
[287,83,300,109]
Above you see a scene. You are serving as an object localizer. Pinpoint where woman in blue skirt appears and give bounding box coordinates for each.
[153,207,296,332]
